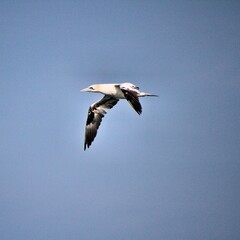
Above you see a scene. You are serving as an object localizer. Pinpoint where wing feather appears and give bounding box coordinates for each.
[120,87,142,115]
[84,95,119,150]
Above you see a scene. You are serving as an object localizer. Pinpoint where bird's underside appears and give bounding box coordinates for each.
[81,83,157,150]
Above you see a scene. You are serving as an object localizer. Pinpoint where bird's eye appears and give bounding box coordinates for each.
[89,86,94,90]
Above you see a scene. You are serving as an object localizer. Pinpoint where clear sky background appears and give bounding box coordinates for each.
[0,1,240,239]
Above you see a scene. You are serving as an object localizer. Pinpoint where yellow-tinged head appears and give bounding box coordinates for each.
[80,84,101,93]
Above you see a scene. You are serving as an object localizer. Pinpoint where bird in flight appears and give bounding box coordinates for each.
[81,82,157,150]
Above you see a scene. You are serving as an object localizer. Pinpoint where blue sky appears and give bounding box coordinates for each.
[0,1,240,239]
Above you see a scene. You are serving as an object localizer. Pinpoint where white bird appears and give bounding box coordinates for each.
[81,83,157,150]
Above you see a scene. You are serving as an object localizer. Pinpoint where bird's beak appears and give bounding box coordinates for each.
[80,88,90,92]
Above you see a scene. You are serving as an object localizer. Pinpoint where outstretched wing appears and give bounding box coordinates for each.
[120,85,142,115]
[84,95,119,150]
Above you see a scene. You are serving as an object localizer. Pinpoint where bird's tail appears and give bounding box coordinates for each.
[137,92,158,97]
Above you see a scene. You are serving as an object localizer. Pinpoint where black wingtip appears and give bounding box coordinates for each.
[136,109,142,115]
[84,141,90,151]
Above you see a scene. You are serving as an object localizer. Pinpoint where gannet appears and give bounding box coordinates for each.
[81,83,157,150]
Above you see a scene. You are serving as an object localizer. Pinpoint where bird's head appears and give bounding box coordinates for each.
[80,84,99,93]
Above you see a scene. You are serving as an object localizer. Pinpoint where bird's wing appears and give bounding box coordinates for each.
[120,85,142,115]
[84,95,119,150]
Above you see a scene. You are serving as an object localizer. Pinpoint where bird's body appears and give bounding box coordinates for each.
[81,82,157,150]
[86,83,126,98]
